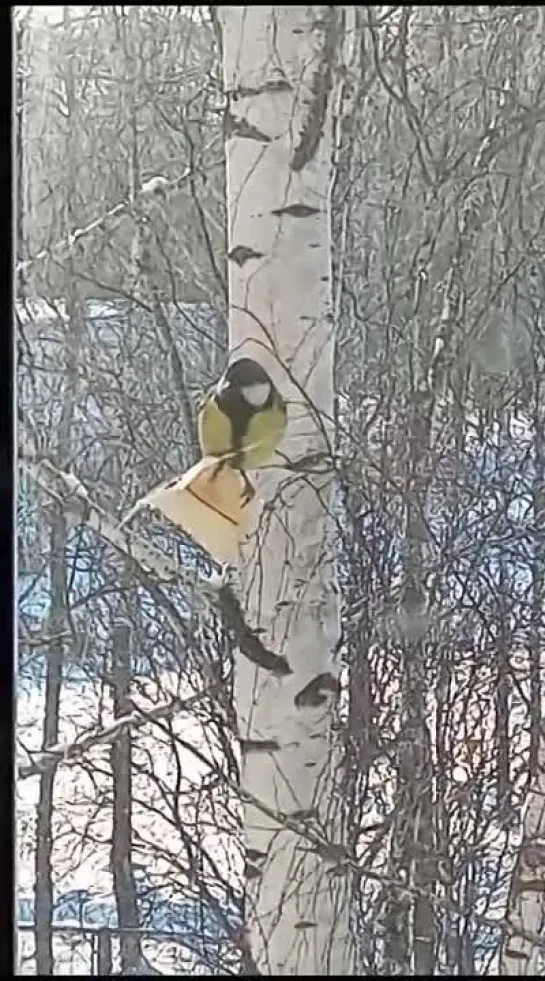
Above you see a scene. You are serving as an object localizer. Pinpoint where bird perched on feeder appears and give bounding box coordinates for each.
[198,356,287,504]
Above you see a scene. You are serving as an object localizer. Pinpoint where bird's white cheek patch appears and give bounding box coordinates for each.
[242,382,271,407]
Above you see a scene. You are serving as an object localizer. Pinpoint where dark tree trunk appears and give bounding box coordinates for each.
[110,619,141,974]
[34,280,80,973]
[34,519,65,976]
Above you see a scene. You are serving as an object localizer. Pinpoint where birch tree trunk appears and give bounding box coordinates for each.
[219,6,353,974]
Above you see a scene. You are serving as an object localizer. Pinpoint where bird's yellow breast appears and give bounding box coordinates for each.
[243,406,286,469]
[198,394,286,470]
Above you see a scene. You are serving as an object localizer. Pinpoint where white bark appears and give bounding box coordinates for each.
[220,6,353,974]
[500,753,545,975]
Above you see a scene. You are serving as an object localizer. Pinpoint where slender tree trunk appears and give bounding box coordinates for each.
[529,356,544,784]
[220,7,353,974]
[34,308,81,977]
[15,12,28,297]
[34,12,81,971]
[500,338,545,975]
[34,520,66,975]
[495,418,512,814]
[110,619,141,974]
[380,383,437,977]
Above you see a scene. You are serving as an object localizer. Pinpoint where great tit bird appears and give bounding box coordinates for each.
[198,357,287,503]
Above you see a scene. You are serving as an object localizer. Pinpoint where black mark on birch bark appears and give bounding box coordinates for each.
[294,672,339,707]
[223,110,271,143]
[272,204,320,218]
[219,585,292,675]
[291,9,337,172]
[245,862,262,880]
[240,738,281,754]
[228,245,265,266]
[230,78,292,98]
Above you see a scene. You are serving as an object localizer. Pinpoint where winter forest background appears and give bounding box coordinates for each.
[16,5,545,976]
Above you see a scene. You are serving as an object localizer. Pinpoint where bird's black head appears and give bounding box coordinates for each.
[223,358,273,389]
[218,358,276,409]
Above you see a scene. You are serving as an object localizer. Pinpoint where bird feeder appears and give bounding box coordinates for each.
[122,456,254,564]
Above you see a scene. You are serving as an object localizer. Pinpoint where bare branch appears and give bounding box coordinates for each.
[16,167,202,276]
[18,689,217,780]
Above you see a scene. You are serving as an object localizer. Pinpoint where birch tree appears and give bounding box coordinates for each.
[219,6,354,974]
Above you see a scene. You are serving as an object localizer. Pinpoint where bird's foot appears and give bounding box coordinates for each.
[240,473,256,507]
[209,458,227,482]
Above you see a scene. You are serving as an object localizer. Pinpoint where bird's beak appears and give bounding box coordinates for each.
[217,376,231,394]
